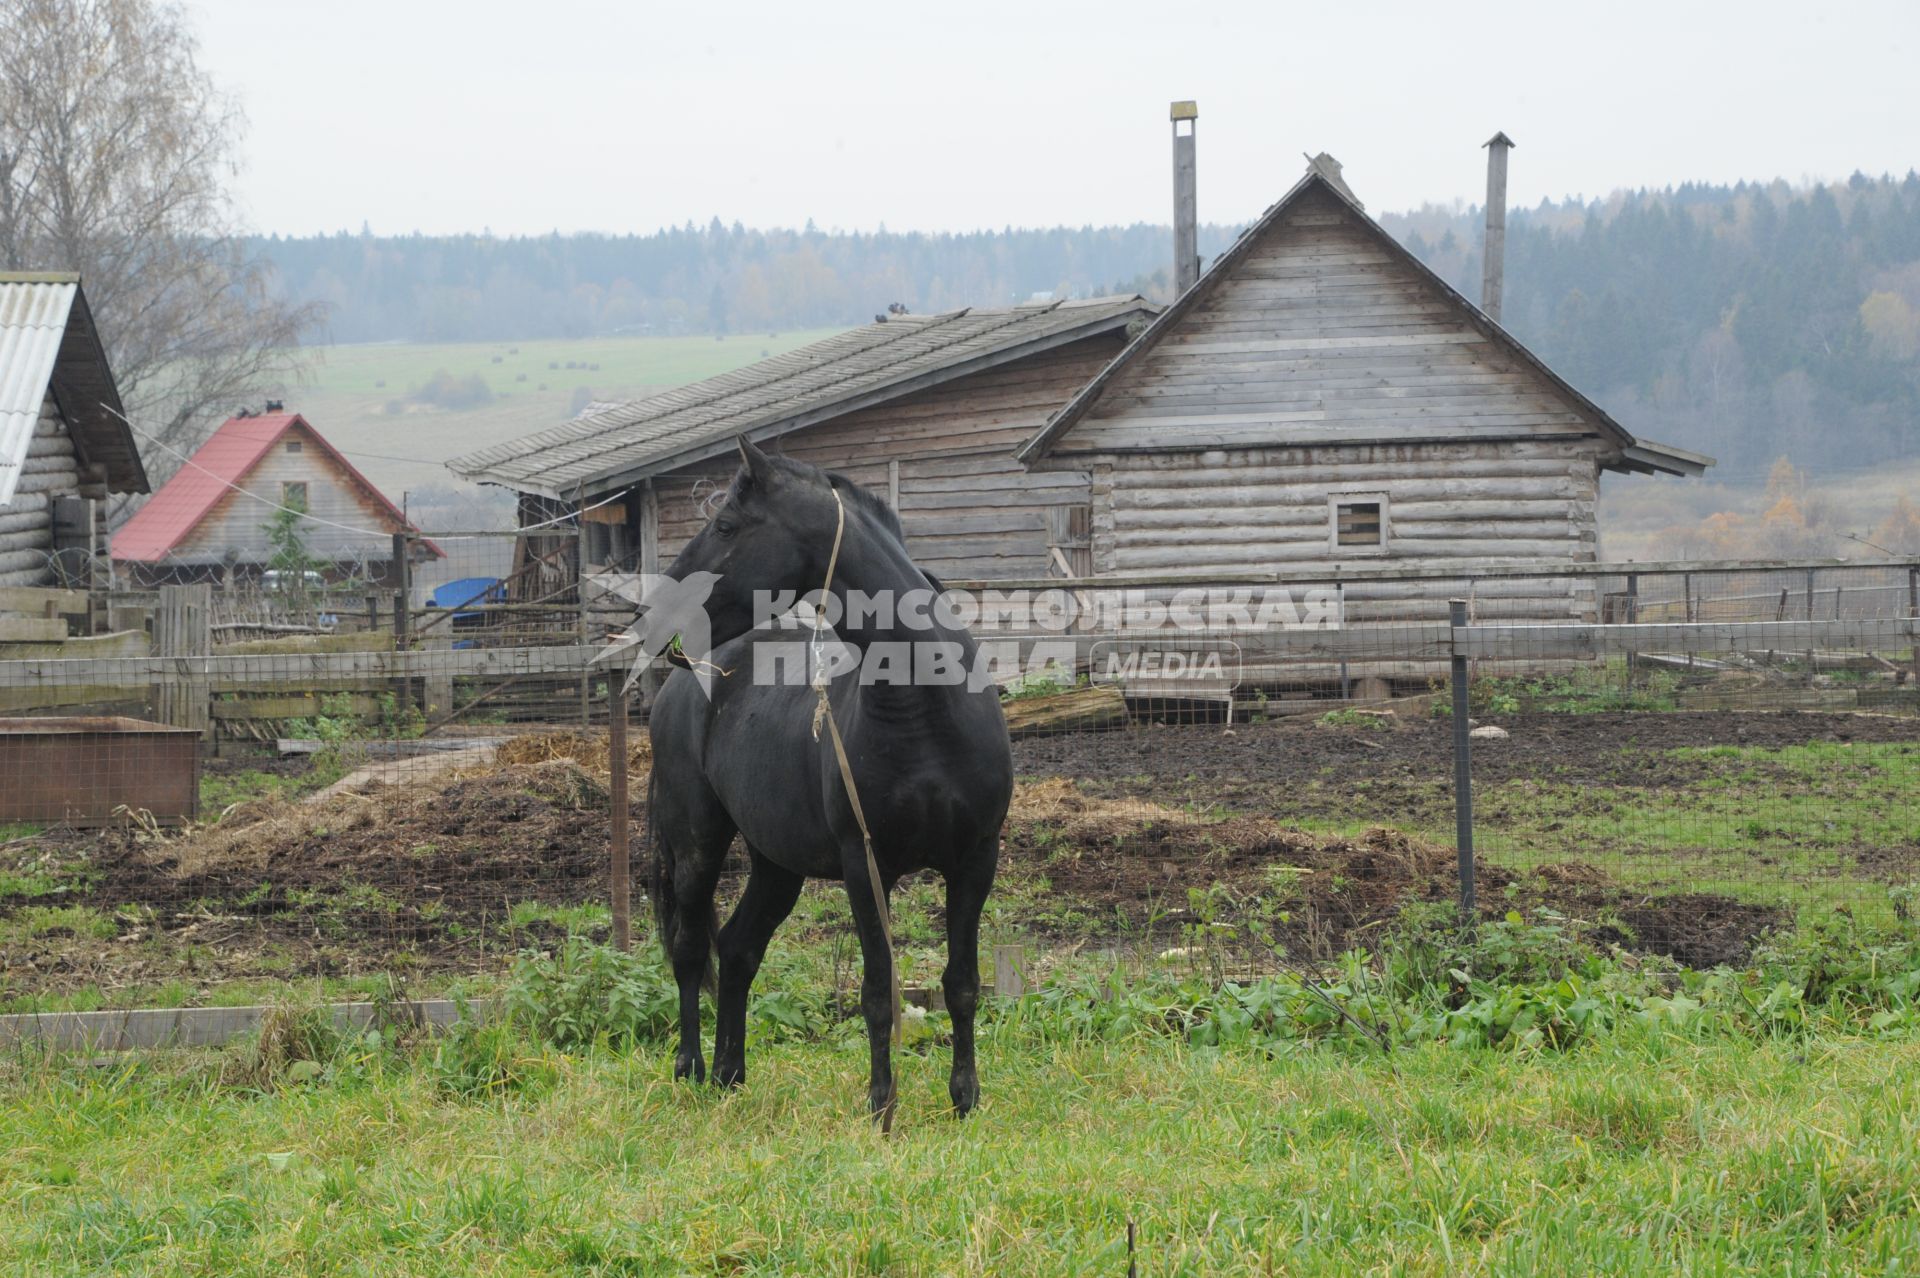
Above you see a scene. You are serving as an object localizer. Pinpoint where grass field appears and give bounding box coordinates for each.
[278,329,846,508]
[4,1006,1919,1273]
[6,707,1920,1273]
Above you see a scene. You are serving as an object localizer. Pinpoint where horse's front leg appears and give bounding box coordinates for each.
[665,851,725,1085]
[943,841,998,1117]
[842,859,897,1121]
[712,850,804,1088]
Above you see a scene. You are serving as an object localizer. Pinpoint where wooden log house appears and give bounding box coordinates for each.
[1014,155,1712,627]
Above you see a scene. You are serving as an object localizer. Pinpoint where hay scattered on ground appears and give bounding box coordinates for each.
[167,759,612,879]
[492,730,651,777]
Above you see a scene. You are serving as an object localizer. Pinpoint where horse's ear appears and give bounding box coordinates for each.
[736,435,779,490]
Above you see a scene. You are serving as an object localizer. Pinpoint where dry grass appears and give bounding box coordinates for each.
[492,730,651,778]
[1006,776,1276,843]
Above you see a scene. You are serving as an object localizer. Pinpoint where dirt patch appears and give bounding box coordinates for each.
[4,714,1888,1001]
[1014,711,1920,808]
[1002,776,1789,968]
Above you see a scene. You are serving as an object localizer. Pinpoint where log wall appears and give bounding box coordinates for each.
[0,393,100,588]
[1041,184,1618,624]
[646,335,1123,580]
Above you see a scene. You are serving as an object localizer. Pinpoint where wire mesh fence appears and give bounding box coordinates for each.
[1,555,1917,1024]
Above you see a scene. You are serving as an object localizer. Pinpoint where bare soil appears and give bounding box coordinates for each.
[4,713,1910,1000]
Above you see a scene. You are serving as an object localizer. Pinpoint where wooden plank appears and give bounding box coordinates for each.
[1455,618,1920,660]
[0,642,630,689]
[215,632,396,656]
[948,557,1920,592]
[0,617,66,642]
[209,693,382,721]
[0,586,88,616]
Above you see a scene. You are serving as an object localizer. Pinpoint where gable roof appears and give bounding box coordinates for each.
[450,295,1159,498]
[1015,165,1711,478]
[0,272,148,507]
[113,412,435,561]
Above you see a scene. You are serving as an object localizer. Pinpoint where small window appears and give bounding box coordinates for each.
[285,439,303,453]
[1329,493,1389,554]
[282,481,308,512]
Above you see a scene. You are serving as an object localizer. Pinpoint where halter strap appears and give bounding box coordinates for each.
[809,485,903,1124]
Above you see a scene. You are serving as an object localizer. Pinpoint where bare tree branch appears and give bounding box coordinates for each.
[0,0,322,517]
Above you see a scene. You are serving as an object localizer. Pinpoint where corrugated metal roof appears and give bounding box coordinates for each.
[114,412,438,561]
[449,295,1156,497]
[0,274,79,508]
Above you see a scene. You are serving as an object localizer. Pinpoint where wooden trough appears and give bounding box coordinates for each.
[0,716,201,826]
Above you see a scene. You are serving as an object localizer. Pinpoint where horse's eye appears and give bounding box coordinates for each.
[715,519,737,539]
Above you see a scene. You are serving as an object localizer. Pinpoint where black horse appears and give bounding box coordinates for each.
[640,437,1013,1117]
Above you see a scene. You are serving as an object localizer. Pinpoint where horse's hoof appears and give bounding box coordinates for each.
[674,1052,705,1084]
[868,1084,898,1124]
[949,1072,979,1118]
[713,1062,745,1089]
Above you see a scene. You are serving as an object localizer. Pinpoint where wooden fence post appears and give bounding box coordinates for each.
[153,584,212,739]
[608,676,632,952]
[391,533,413,712]
[578,520,592,730]
[1449,599,1476,922]
[993,945,1026,999]
[1910,568,1919,688]
[1624,572,1639,684]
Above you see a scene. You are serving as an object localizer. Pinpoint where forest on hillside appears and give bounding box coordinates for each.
[259,173,1920,482]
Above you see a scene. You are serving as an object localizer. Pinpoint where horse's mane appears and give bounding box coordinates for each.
[717,456,909,549]
[823,469,907,546]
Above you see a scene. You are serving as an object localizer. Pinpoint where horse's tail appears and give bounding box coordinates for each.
[646,767,716,994]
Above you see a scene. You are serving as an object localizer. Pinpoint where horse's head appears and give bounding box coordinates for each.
[638,436,862,661]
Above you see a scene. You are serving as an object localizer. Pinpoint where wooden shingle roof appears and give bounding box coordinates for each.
[449,295,1158,498]
[1016,164,1711,478]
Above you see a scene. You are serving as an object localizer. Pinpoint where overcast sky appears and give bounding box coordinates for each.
[187,0,1918,238]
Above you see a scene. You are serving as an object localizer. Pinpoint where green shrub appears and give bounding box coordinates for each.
[500,938,678,1051]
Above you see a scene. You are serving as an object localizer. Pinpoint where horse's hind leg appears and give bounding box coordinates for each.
[943,840,998,1117]
[713,848,804,1088]
[659,795,734,1085]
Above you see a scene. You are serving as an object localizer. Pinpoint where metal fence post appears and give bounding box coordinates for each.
[608,675,632,952]
[1448,598,1476,921]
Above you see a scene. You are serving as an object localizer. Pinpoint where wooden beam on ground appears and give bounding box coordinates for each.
[0,998,489,1052]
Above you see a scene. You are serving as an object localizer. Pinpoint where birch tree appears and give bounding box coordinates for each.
[0,0,320,506]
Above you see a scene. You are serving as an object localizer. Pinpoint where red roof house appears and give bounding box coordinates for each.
[113,411,439,583]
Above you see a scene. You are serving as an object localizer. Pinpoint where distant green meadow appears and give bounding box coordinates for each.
[279,330,845,498]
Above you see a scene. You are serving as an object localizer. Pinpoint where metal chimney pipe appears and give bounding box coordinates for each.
[1480,131,1515,322]
[1171,101,1199,295]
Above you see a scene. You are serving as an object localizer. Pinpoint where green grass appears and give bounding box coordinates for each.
[0,904,117,944]
[0,822,43,842]
[0,868,65,900]
[289,330,846,497]
[1477,740,1920,922]
[3,1030,1918,1274]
